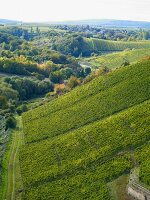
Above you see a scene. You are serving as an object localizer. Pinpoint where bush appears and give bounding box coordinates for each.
[67,76,81,89]
[6,116,16,129]
[16,104,28,115]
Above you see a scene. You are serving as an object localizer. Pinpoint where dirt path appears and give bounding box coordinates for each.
[6,117,22,200]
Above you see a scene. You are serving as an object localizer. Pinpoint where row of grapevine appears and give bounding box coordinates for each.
[135,144,150,189]
[23,60,150,123]
[22,154,131,200]
[87,48,150,69]
[83,38,150,53]
[20,59,150,199]
[23,61,150,143]
[20,100,149,187]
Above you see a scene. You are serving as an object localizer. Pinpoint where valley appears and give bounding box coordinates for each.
[0,20,149,200]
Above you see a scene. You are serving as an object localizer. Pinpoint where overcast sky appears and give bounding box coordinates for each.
[1,0,150,22]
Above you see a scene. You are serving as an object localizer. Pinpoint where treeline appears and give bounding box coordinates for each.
[0,56,91,83]
[53,24,150,41]
[4,76,54,100]
[51,34,150,57]
[0,57,46,76]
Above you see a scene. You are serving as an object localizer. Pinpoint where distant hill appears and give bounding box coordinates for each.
[0,18,21,25]
[2,18,150,28]
[47,19,150,28]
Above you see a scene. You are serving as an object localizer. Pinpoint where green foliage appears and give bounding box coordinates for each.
[6,116,16,129]
[0,96,7,109]
[87,48,150,69]
[20,60,150,199]
[82,38,150,56]
[1,25,149,199]
[67,76,81,89]
[49,70,63,84]
[135,144,150,188]
[50,32,150,57]
[16,104,28,115]
[53,35,84,57]
[0,57,46,76]
[20,101,149,186]
[5,77,54,100]
[22,60,150,143]
[22,155,130,200]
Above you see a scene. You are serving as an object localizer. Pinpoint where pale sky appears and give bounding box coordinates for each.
[1,0,150,22]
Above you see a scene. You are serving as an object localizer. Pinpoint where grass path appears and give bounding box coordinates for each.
[6,116,23,200]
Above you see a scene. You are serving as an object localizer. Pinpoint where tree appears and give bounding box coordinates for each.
[67,76,80,89]
[6,116,16,129]
[30,27,33,33]
[0,96,7,109]
[84,67,91,76]
[49,71,63,83]
[54,84,67,95]
[61,67,73,80]
[36,27,40,35]
[16,104,28,115]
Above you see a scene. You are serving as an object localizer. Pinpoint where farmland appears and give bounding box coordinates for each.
[82,38,150,55]
[20,60,150,199]
[86,48,150,69]
[22,60,150,143]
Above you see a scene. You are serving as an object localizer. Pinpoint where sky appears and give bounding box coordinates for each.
[1,0,150,22]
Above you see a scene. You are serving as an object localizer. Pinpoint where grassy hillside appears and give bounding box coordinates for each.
[20,60,150,199]
[82,38,150,55]
[86,48,150,69]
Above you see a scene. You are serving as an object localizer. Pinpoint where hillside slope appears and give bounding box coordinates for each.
[82,38,150,55]
[86,48,150,69]
[20,60,150,199]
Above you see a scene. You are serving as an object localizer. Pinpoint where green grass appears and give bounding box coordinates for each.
[108,175,132,200]
[86,48,150,69]
[20,60,150,199]
[0,116,24,200]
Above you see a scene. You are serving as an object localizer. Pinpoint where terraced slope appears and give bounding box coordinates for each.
[20,60,150,200]
[82,38,150,55]
[86,48,150,69]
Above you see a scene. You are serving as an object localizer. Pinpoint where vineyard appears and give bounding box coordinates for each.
[86,48,150,69]
[82,37,150,55]
[22,60,150,143]
[20,60,150,199]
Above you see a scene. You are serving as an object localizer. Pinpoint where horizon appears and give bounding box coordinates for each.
[1,18,150,24]
[1,0,150,23]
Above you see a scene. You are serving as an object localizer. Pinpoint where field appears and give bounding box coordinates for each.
[20,59,150,199]
[86,48,150,69]
[82,38,150,55]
